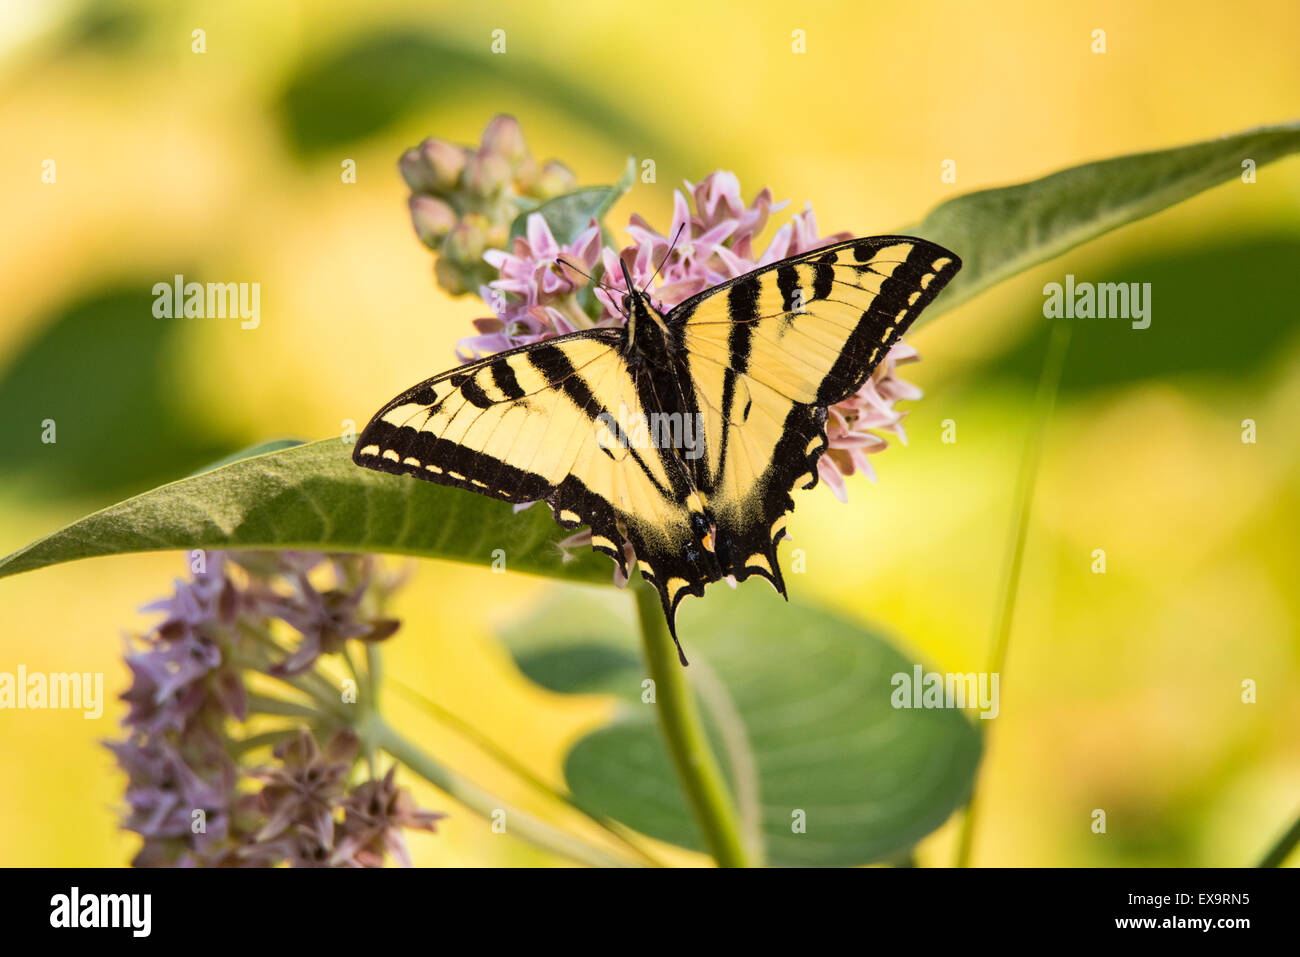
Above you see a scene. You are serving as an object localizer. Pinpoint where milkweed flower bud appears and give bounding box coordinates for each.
[480,114,529,166]
[409,195,456,248]
[533,159,577,198]
[399,137,466,195]
[453,215,491,255]
[400,115,579,297]
[512,153,540,193]
[464,150,513,198]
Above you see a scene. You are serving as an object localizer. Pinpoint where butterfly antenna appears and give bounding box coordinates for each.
[555,257,609,293]
[641,222,686,296]
[556,257,629,316]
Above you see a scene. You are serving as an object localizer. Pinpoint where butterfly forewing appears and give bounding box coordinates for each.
[352,328,701,582]
[674,237,959,405]
[667,236,961,590]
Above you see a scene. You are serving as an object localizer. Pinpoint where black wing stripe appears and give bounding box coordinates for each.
[528,343,678,499]
[489,358,527,401]
[776,264,801,312]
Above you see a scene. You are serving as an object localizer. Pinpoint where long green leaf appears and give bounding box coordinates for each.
[914,120,1300,323]
[0,440,610,584]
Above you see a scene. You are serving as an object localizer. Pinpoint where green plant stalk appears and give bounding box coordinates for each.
[246,640,627,866]
[231,652,350,722]
[683,651,766,863]
[1257,806,1300,867]
[240,612,625,866]
[237,621,352,720]
[367,714,633,868]
[229,728,301,758]
[245,693,323,719]
[338,643,378,775]
[955,318,1073,868]
[386,675,667,867]
[366,642,383,712]
[634,583,753,867]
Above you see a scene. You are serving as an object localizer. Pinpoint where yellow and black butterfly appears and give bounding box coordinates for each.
[354,236,960,662]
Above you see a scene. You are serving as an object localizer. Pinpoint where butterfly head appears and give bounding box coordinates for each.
[619,258,669,350]
[618,258,640,311]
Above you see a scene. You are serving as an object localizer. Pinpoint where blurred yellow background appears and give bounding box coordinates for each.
[1,0,1297,866]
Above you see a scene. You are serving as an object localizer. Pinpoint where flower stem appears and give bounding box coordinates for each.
[245,693,324,719]
[633,583,753,867]
[955,317,1073,868]
[368,715,633,868]
[385,675,667,867]
[366,642,383,712]
[1257,805,1300,867]
[229,728,300,758]
[237,622,351,719]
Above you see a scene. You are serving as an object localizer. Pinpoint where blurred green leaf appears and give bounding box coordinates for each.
[500,589,983,866]
[972,233,1300,392]
[915,120,1300,324]
[0,440,611,584]
[509,157,636,244]
[277,32,683,162]
[501,594,644,698]
[60,0,146,53]
[0,284,237,499]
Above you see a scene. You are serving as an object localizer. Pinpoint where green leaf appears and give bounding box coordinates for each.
[276,33,687,164]
[0,439,611,584]
[185,438,305,476]
[500,588,983,866]
[0,283,241,499]
[502,594,644,698]
[509,157,636,245]
[970,232,1300,392]
[914,120,1300,324]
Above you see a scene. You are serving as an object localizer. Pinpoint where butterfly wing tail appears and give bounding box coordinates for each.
[629,527,724,666]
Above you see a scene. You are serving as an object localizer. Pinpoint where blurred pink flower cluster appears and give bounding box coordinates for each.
[110,551,443,867]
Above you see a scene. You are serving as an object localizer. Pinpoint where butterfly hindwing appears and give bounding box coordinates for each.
[668,236,961,588]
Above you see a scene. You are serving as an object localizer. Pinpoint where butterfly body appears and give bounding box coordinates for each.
[355,236,961,660]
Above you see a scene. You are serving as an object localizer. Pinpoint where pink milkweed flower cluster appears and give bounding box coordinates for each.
[458,214,606,358]
[109,551,443,867]
[403,144,923,504]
